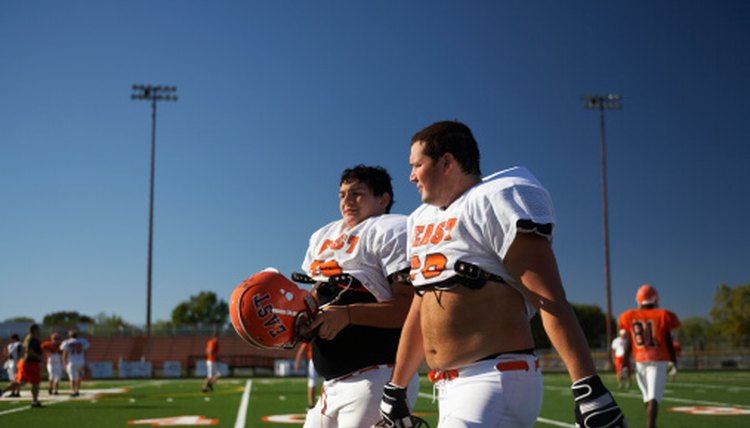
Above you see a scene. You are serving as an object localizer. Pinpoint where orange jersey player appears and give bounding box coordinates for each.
[202,334,220,392]
[40,332,63,395]
[206,336,219,362]
[619,307,679,363]
[619,284,680,428]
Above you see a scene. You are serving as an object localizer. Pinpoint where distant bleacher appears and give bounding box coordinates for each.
[0,333,295,376]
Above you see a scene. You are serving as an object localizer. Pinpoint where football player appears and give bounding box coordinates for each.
[619,284,680,428]
[2,333,22,397]
[377,121,625,428]
[610,329,632,389]
[202,333,220,392]
[60,330,90,397]
[3,325,44,407]
[297,165,420,428]
[40,332,63,395]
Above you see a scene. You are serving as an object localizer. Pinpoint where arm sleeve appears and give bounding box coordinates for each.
[484,184,556,259]
[376,219,410,278]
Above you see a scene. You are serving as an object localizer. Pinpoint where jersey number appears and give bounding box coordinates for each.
[631,320,656,348]
[410,253,447,280]
[309,260,343,277]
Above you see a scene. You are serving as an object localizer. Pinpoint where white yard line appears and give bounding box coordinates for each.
[665,382,750,392]
[234,379,253,428]
[0,399,65,416]
[545,385,750,409]
[536,417,575,427]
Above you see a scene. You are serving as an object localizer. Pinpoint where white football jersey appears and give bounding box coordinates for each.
[407,166,556,318]
[611,336,627,358]
[302,213,410,303]
[6,342,22,361]
[60,337,90,365]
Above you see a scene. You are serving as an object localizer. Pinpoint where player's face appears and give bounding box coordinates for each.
[339,179,388,228]
[409,141,444,205]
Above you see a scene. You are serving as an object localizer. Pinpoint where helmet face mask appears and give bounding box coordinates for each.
[230,270,315,350]
[636,284,659,307]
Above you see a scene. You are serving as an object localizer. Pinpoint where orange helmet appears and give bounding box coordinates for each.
[636,284,658,307]
[229,269,316,350]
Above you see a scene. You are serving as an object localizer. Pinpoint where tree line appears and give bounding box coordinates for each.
[5,284,748,348]
[3,291,229,334]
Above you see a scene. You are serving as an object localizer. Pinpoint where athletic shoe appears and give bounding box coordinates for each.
[31,401,43,408]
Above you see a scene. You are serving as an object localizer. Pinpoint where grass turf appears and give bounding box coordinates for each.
[1,371,748,427]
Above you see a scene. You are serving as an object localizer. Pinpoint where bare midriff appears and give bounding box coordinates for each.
[420,280,534,370]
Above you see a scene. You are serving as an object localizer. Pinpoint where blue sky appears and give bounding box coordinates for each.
[1,1,748,329]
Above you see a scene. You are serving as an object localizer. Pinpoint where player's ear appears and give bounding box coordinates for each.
[441,152,457,172]
[378,192,392,212]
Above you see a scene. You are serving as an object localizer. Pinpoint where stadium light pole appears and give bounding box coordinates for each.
[131,84,178,337]
[582,93,622,351]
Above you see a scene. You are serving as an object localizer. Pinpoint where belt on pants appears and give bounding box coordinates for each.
[428,359,539,382]
[332,364,393,382]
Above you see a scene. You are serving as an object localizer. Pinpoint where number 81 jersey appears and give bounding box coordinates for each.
[407,166,556,318]
[618,308,680,362]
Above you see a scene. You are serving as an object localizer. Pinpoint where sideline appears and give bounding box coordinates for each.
[234,379,253,428]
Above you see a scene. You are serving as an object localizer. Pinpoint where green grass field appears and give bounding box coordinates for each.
[2,371,749,427]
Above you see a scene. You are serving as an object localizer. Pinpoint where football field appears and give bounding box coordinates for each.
[1,371,749,427]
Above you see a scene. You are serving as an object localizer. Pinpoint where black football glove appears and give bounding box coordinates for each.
[571,375,627,428]
[374,383,429,428]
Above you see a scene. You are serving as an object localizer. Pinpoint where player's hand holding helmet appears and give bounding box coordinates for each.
[373,383,429,428]
[229,268,317,349]
[571,375,627,428]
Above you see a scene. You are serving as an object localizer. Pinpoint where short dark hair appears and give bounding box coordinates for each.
[10,333,20,341]
[29,324,40,334]
[340,165,394,213]
[411,120,481,176]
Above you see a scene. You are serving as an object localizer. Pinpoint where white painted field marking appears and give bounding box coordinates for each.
[0,399,65,416]
[234,379,253,428]
[545,385,750,409]
[666,382,750,392]
[536,417,575,427]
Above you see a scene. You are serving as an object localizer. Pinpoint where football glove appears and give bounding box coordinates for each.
[571,375,627,428]
[374,383,429,428]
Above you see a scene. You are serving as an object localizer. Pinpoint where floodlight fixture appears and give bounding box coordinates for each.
[131,84,178,336]
[582,93,622,350]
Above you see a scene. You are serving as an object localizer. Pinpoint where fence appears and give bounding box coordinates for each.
[538,347,750,372]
